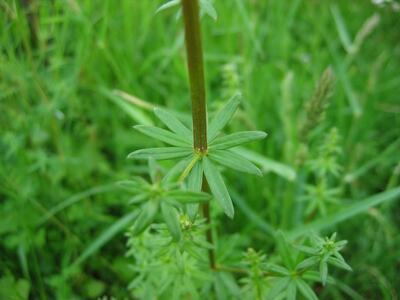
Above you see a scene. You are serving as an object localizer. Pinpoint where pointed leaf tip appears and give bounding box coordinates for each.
[203,157,234,218]
[134,125,191,147]
[210,131,267,150]
[208,94,242,142]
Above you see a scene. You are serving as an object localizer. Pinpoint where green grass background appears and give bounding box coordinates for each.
[1,0,399,299]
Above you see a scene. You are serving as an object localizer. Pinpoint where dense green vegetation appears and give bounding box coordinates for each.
[1,0,399,299]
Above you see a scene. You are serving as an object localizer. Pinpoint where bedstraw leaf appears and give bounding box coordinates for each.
[154,108,192,140]
[203,157,234,218]
[296,279,318,300]
[187,161,203,192]
[128,147,192,160]
[166,190,210,203]
[296,256,320,271]
[132,201,159,235]
[200,0,218,20]
[320,260,328,286]
[210,131,267,150]
[266,277,290,300]
[186,161,204,218]
[155,0,180,14]
[286,281,297,300]
[161,202,181,241]
[208,93,241,142]
[134,125,191,147]
[209,149,262,176]
[328,257,352,271]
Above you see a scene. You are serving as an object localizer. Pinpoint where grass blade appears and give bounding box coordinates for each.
[39,184,117,224]
[330,4,354,54]
[72,211,138,267]
[230,189,276,236]
[287,187,400,239]
[233,147,296,181]
[203,157,234,218]
[100,88,154,126]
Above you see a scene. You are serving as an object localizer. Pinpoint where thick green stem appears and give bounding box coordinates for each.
[182,0,207,152]
[182,0,216,270]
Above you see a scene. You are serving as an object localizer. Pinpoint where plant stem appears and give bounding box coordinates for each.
[182,0,207,152]
[182,0,216,270]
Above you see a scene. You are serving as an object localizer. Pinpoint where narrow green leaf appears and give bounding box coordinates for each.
[230,189,276,236]
[210,131,267,150]
[162,156,194,184]
[200,0,218,20]
[161,202,181,241]
[320,260,328,286]
[267,277,290,300]
[209,149,262,176]
[38,184,117,224]
[179,155,200,182]
[166,190,210,203]
[128,193,149,205]
[267,263,291,276]
[287,187,400,239]
[296,256,319,271]
[154,107,192,140]
[148,157,159,183]
[303,271,363,300]
[117,178,149,191]
[100,88,154,126]
[187,161,203,192]
[208,93,241,142]
[186,161,204,219]
[276,232,296,269]
[203,157,234,218]
[72,211,138,267]
[134,125,191,147]
[295,245,317,255]
[234,147,296,181]
[327,257,352,271]
[132,201,159,235]
[286,281,297,300]
[155,0,180,14]
[330,4,355,54]
[128,147,192,160]
[296,279,318,300]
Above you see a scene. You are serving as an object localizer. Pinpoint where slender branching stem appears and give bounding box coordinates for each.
[182,0,216,270]
[182,0,207,152]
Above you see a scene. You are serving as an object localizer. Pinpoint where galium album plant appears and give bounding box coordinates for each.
[123,0,351,298]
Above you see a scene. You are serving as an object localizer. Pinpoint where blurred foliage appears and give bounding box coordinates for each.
[1,0,399,299]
